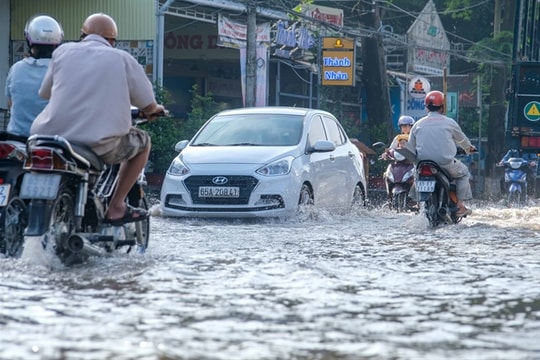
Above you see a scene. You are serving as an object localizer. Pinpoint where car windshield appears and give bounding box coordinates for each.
[191,114,304,146]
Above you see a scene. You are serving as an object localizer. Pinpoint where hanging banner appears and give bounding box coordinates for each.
[218,14,271,49]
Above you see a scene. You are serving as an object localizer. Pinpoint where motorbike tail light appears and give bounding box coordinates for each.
[25,148,67,170]
[0,143,17,159]
[418,164,436,176]
[0,142,26,161]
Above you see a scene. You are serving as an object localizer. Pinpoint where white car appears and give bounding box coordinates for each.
[160,107,367,218]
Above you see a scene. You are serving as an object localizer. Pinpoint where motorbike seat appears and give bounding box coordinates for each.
[29,135,104,171]
[70,142,104,171]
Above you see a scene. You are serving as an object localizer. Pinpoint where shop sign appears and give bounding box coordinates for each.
[301,4,344,27]
[321,37,355,86]
[273,21,315,61]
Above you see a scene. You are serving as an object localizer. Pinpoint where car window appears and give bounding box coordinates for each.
[192,114,303,146]
[323,116,346,146]
[308,115,327,147]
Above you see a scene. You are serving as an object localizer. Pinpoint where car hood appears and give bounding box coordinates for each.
[181,146,299,165]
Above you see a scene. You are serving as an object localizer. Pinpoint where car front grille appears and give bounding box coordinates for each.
[184,175,259,205]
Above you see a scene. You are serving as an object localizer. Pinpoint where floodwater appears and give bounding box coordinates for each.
[1,199,540,360]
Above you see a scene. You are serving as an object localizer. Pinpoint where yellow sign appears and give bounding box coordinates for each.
[322,37,354,50]
[321,37,355,86]
[524,101,540,121]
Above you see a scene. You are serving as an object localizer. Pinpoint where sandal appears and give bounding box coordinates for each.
[104,205,149,226]
[456,206,472,217]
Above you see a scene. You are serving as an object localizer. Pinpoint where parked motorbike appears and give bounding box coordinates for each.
[0,132,28,258]
[19,108,166,265]
[499,157,531,207]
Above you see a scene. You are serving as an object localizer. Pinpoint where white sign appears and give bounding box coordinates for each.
[407,0,450,75]
[408,77,430,99]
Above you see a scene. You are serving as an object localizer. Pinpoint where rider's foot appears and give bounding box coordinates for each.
[456,206,472,217]
[104,204,149,225]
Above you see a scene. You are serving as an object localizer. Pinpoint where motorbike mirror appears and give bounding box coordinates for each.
[372,142,386,150]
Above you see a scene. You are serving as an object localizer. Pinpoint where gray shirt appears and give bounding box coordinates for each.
[406,111,472,165]
[31,35,155,147]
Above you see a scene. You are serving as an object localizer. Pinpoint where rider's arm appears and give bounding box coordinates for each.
[38,53,56,100]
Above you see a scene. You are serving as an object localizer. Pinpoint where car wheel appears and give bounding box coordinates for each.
[298,183,314,206]
[352,183,366,207]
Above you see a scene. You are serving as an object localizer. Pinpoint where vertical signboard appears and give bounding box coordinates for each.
[321,37,355,86]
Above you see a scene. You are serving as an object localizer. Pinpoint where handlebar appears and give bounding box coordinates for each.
[130,107,170,120]
[130,106,170,126]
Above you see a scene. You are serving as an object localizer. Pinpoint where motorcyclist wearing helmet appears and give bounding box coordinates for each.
[406,90,476,217]
[31,13,165,225]
[5,15,63,137]
[381,115,415,160]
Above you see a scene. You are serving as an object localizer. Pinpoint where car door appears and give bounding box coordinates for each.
[321,115,356,207]
[306,114,336,206]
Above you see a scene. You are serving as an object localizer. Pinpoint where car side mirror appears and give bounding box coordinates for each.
[174,140,189,152]
[310,140,336,153]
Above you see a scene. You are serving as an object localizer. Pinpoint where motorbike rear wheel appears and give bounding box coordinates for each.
[424,195,441,228]
[49,191,76,261]
[0,197,27,258]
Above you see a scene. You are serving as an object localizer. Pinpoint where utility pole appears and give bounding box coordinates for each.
[359,1,393,143]
[245,0,257,107]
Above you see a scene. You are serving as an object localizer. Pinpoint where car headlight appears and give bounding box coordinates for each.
[167,157,190,176]
[256,156,293,176]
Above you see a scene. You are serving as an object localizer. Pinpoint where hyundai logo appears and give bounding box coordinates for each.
[212,176,229,185]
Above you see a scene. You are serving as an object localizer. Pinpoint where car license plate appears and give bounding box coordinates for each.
[198,186,239,198]
[19,173,62,200]
[416,180,436,192]
[0,184,11,206]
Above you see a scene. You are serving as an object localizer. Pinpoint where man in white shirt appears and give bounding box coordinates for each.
[31,13,165,225]
[407,90,476,217]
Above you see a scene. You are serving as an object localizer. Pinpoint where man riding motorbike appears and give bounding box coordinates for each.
[406,90,476,217]
[30,13,165,225]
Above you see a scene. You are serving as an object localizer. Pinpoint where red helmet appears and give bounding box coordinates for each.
[424,90,445,108]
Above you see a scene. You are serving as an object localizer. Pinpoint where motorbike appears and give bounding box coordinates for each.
[392,147,475,227]
[499,157,531,207]
[414,159,468,227]
[0,131,28,258]
[384,149,417,213]
[19,108,165,265]
[372,142,417,212]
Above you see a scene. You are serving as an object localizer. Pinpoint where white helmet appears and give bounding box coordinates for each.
[398,115,415,126]
[25,15,64,46]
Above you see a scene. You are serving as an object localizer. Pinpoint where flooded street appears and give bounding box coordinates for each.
[1,200,540,360]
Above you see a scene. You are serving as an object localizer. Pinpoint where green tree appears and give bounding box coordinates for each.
[141,84,227,174]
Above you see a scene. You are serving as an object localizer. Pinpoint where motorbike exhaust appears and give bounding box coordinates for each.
[67,234,107,257]
[438,207,453,224]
